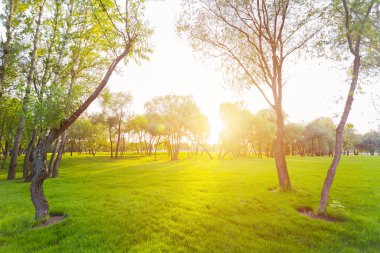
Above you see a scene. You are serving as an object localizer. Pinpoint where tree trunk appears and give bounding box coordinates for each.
[109,127,113,158]
[154,136,160,161]
[27,26,132,221]
[115,121,121,159]
[30,139,49,221]
[7,122,23,180]
[221,150,230,160]
[8,1,45,180]
[23,129,38,179]
[258,143,262,158]
[0,0,14,98]
[52,132,66,178]
[319,55,361,214]
[48,139,59,177]
[203,145,213,160]
[274,107,291,190]
[1,140,8,169]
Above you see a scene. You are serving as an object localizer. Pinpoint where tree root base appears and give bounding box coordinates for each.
[296,207,339,222]
[35,214,65,228]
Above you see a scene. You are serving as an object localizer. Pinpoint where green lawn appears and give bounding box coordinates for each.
[0,154,379,252]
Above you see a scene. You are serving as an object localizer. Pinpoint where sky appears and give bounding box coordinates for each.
[105,0,380,143]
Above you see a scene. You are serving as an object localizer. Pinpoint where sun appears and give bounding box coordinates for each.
[207,114,224,144]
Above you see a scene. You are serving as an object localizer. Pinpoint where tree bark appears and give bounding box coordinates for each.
[52,132,66,178]
[319,55,361,213]
[274,107,291,190]
[30,139,49,221]
[8,1,45,180]
[23,129,38,179]
[48,139,59,177]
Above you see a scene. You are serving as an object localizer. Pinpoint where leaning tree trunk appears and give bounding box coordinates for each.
[28,33,132,221]
[202,143,213,160]
[31,139,50,220]
[319,55,361,214]
[48,139,59,177]
[23,129,38,179]
[52,132,66,178]
[274,107,291,190]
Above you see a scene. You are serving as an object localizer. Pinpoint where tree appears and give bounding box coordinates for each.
[356,131,380,155]
[218,102,252,159]
[0,95,19,170]
[7,0,46,180]
[304,117,335,156]
[284,123,305,156]
[342,123,356,155]
[250,112,277,158]
[178,0,324,190]
[186,112,212,159]
[145,95,201,161]
[128,114,148,154]
[28,0,152,221]
[319,0,380,214]
[0,0,20,99]
[100,89,132,158]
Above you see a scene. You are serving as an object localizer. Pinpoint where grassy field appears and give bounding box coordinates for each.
[0,153,379,252]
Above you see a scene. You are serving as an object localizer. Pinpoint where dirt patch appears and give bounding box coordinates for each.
[268,187,278,192]
[296,207,338,222]
[36,214,65,228]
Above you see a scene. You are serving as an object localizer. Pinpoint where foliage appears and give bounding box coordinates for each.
[356,130,380,155]
[304,117,335,156]
[144,95,204,160]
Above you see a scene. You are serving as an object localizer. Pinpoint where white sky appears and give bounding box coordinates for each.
[105,0,380,143]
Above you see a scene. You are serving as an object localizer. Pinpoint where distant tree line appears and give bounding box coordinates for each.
[217,102,380,159]
[64,92,213,161]
[8,97,375,166]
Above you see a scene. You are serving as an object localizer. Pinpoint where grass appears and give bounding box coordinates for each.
[0,153,379,252]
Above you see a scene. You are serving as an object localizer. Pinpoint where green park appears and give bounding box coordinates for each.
[0,0,379,252]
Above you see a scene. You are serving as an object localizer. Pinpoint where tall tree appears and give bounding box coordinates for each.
[178,0,324,190]
[0,0,14,99]
[128,114,148,155]
[7,0,46,180]
[145,95,201,161]
[304,117,335,157]
[29,0,152,221]
[0,95,19,170]
[101,89,132,159]
[319,0,380,214]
